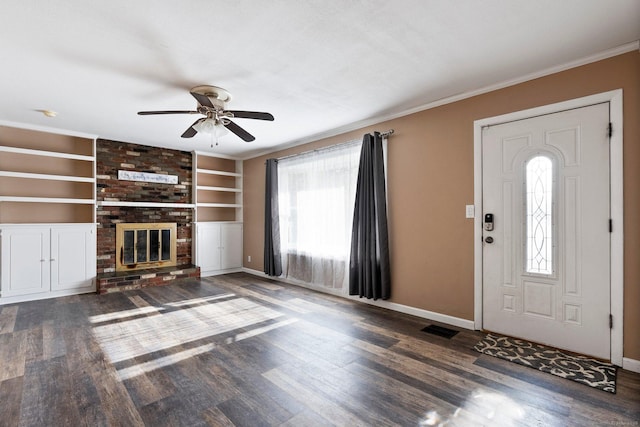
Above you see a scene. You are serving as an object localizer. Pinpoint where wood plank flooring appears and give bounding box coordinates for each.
[0,273,638,426]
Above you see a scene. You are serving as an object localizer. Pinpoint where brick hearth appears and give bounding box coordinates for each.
[96,264,200,294]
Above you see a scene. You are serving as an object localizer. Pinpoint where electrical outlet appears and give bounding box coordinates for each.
[465,205,475,218]
[247,255,251,263]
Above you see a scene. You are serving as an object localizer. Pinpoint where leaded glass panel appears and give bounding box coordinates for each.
[526,156,553,274]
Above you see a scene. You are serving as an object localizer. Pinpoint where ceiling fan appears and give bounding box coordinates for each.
[137,85,274,142]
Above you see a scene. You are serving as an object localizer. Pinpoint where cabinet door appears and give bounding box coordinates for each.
[197,223,222,272]
[50,225,96,291]
[1,227,50,297]
[221,224,243,269]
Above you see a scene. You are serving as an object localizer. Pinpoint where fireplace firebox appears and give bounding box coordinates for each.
[115,223,177,271]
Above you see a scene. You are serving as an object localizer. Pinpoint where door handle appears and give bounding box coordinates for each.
[485,236,494,244]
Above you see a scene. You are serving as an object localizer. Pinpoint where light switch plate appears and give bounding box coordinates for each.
[465,205,475,218]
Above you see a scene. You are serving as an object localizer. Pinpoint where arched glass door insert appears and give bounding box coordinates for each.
[525,155,554,275]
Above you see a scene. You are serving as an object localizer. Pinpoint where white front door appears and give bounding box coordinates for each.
[482,102,611,359]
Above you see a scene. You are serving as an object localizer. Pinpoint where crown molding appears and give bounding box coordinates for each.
[242,40,639,161]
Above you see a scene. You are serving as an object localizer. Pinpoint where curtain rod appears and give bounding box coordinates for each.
[273,129,394,162]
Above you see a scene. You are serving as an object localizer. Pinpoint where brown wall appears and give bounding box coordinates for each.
[243,51,640,360]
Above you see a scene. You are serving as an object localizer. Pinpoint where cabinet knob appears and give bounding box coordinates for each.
[50,258,56,262]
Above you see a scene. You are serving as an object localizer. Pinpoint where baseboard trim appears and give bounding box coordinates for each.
[0,286,96,305]
[623,357,640,373]
[242,268,475,331]
[362,298,475,330]
[242,268,346,297]
[201,268,243,278]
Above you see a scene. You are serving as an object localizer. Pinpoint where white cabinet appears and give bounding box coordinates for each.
[220,224,243,270]
[198,223,222,273]
[50,225,97,291]
[196,222,243,276]
[0,224,96,302]
[1,226,50,296]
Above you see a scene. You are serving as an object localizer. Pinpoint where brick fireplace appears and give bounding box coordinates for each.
[95,139,200,293]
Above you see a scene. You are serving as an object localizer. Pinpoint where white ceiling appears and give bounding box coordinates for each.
[1,1,638,159]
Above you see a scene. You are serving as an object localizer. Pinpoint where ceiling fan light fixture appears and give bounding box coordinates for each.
[193,118,229,137]
[138,85,271,142]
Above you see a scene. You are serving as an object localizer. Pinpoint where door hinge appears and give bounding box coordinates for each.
[608,123,613,138]
[609,314,613,329]
[609,219,613,233]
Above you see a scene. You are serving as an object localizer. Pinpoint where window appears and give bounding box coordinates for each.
[277,141,362,289]
[525,155,554,275]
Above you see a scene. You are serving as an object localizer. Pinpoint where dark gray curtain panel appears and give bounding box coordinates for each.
[349,132,390,300]
[264,158,282,276]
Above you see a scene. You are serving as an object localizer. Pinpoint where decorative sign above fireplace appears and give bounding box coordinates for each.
[115,223,177,271]
[118,170,178,184]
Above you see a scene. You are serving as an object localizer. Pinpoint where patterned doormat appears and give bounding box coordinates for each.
[474,334,617,393]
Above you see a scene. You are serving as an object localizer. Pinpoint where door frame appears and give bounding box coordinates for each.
[473,89,623,366]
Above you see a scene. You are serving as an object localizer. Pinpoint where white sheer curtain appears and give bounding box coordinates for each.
[278,141,362,291]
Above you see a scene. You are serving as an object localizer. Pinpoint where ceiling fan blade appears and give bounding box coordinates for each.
[138,110,198,115]
[224,120,255,142]
[181,118,205,138]
[226,110,274,121]
[190,91,214,108]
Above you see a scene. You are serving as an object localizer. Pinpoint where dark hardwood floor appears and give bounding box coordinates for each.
[0,273,638,426]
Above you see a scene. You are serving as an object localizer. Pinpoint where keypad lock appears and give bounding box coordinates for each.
[484,213,494,231]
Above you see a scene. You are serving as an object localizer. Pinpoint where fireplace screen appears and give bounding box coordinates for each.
[116,223,177,271]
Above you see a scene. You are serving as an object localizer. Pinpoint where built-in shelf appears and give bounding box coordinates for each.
[193,153,242,223]
[0,145,94,162]
[196,185,242,193]
[193,220,243,225]
[97,201,196,208]
[0,171,95,183]
[196,168,241,177]
[0,123,97,224]
[196,203,242,208]
[0,196,95,204]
